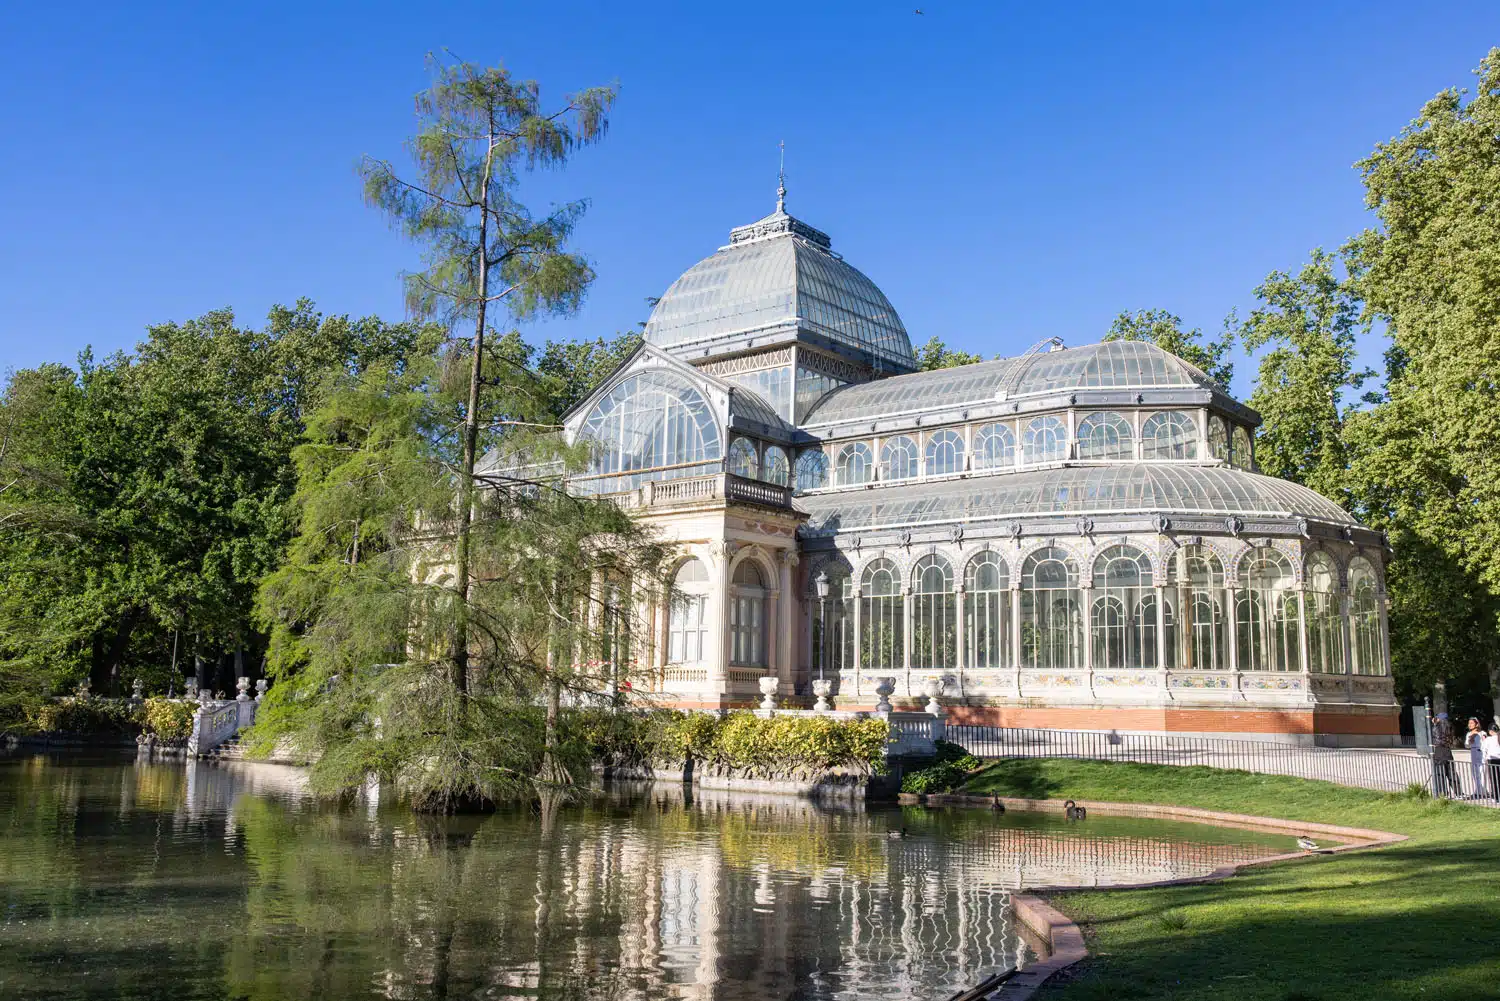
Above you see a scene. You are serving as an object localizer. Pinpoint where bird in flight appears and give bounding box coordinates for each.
[914,8,924,13]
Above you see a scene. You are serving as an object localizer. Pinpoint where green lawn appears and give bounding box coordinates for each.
[960,759,1500,1001]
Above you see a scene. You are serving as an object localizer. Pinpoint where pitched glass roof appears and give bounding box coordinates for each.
[799,463,1357,532]
[642,208,914,370]
[801,341,1228,426]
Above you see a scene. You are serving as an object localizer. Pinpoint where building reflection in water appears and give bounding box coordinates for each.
[0,756,1298,1001]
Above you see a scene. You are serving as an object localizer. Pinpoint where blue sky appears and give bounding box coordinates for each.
[2,3,1497,400]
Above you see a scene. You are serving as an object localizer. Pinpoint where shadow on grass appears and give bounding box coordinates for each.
[970,758,1061,799]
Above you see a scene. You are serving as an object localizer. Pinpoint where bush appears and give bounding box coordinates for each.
[900,739,982,793]
[26,697,136,736]
[139,697,197,744]
[583,710,889,777]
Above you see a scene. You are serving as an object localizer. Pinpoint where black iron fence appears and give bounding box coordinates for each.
[945,724,1497,802]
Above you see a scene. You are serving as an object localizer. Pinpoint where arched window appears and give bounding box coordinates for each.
[1091,546,1155,669]
[1305,552,1344,674]
[813,570,854,679]
[973,423,1016,470]
[794,449,829,494]
[1232,426,1254,470]
[911,555,956,670]
[1209,416,1229,462]
[667,558,710,664]
[1076,412,1134,460]
[1348,557,1385,676]
[1141,412,1198,459]
[1022,416,1069,464]
[837,442,874,486]
[730,559,768,667]
[1021,547,1083,669]
[965,552,1011,669]
[761,445,790,487]
[1237,548,1300,672]
[580,370,721,492]
[925,429,966,476]
[1169,545,1228,670]
[881,436,919,480]
[860,558,903,672]
[728,437,759,479]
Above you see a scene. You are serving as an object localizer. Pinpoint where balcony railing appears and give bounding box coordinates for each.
[590,473,793,512]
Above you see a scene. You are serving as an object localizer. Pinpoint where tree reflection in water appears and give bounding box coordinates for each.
[0,756,1298,1001]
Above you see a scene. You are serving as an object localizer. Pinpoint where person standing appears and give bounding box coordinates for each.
[1465,717,1488,799]
[1431,713,1457,797]
[1483,725,1500,802]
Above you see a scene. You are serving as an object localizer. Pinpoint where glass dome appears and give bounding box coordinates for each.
[577,370,721,493]
[800,463,1358,533]
[642,206,914,371]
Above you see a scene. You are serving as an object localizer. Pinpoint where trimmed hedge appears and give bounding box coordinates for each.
[575,710,889,778]
[25,697,136,736]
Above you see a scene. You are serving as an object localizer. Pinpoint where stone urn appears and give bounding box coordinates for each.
[197,688,214,709]
[131,678,145,701]
[255,679,269,702]
[812,678,834,713]
[236,677,252,702]
[76,680,92,699]
[923,676,944,716]
[758,676,780,712]
[185,677,199,700]
[874,677,896,714]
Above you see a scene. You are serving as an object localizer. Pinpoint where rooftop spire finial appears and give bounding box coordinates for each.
[776,139,786,212]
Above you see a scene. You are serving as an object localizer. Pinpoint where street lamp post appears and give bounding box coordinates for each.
[814,571,833,712]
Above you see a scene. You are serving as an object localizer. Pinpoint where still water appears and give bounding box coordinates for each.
[0,753,1300,1000]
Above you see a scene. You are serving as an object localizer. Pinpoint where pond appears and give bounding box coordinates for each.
[0,753,1303,1000]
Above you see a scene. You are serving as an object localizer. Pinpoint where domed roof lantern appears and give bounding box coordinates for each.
[642,167,915,374]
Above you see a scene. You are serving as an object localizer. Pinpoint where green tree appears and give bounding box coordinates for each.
[915,336,982,371]
[1350,48,1500,719]
[1233,252,1372,502]
[1105,308,1235,387]
[359,55,616,694]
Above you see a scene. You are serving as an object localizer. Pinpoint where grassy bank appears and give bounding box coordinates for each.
[961,760,1499,1001]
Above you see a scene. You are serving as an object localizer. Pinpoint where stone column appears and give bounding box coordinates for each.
[1010,584,1024,700]
[710,545,733,697]
[1376,591,1392,678]
[1226,585,1241,676]
[1297,590,1311,676]
[852,580,864,697]
[955,583,967,698]
[1340,588,1355,699]
[902,586,913,696]
[776,551,796,693]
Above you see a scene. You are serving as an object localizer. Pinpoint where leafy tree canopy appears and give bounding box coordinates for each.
[915,336,983,371]
[1104,308,1235,388]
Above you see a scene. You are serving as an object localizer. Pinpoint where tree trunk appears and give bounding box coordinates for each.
[1489,663,1500,725]
[93,610,137,695]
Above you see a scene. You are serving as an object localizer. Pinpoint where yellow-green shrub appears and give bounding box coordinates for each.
[139,697,197,744]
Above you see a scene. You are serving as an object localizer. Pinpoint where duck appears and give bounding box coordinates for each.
[1297,837,1319,851]
[1063,800,1087,821]
[887,828,907,840]
[990,795,1005,814]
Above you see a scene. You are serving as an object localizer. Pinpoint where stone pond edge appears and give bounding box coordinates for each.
[908,793,1407,1000]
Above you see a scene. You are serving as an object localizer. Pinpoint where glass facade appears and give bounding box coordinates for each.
[1021,547,1083,669]
[1077,412,1133,460]
[965,553,1011,669]
[795,449,829,493]
[1237,548,1300,672]
[880,436,919,481]
[762,445,790,487]
[911,555,956,671]
[1091,546,1157,670]
[578,370,721,494]
[724,367,792,421]
[925,429,966,476]
[860,559,904,673]
[667,558,710,665]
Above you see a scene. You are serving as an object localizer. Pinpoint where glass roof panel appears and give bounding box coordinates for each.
[799,464,1357,532]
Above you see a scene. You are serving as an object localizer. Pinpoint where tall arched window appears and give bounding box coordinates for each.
[925,429,966,476]
[1092,546,1155,669]
[1231,427,1254,470]
[1021,547,1083,669]
[1305,552,1344,673]
[973,423,1016,470]
[667,558,710,664]
[730,560,768,667]
[813,570,854,679]
[965,552,1011,669]
[1023,416,1069,464]
[860,559,903,672]
[911,555,956,670]
[761,445,790,487]
[1141,412,1198,459]
[881,436,919,480]
[1076,412,1134,460]
[794,449,829,494]
[1170,545,1228,670]
[837,442,873,486]
[1209,416,1229,462]
[1237,548,1300,672]
[580,370,722,492]
[1348,557,1385,676]
[728,437,759,479]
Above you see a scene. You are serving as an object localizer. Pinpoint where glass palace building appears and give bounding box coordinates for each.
[558,192,1398,744]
